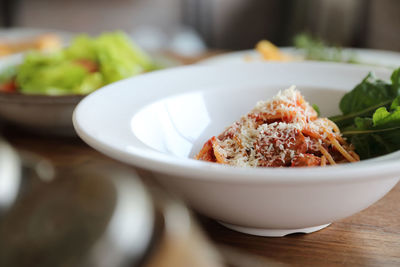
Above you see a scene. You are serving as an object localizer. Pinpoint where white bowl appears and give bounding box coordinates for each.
[73,62,400,237]
[198,48,400,69]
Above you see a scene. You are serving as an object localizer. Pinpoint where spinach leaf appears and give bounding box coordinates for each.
[330,68,400,128]
[391,67,400,95]
[341,97,400,159]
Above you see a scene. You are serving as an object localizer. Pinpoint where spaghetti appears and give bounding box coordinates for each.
[195,86,359,167]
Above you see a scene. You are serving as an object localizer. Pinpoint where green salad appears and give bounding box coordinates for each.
[330,67,400,159]
[0,32,158,95]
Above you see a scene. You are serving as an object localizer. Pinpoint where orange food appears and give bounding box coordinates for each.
[0,34,62,57]
[255,40,293,61]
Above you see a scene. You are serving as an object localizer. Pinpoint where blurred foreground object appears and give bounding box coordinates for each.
[0,138,20,213]
[0,161,223,267]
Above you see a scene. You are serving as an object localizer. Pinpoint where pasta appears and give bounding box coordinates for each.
[195,86,359,167]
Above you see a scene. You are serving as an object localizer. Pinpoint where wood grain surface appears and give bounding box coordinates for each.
[2,126,399,267]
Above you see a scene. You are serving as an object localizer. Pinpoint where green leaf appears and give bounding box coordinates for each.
[372,106,400,128]
[390,96,400,109]
[372,107,391,126]
[391,67,400,96]
[73,72,104,95]
[341,99,400,159]
[339,73,395,114]
[64,34,98,61]
[354,117,373,129]
[329,70,398,127]
[16,52,90,95]
[94,32,155,84]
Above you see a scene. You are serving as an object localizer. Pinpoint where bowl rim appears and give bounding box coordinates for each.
[197,47,400,69]
[0,91,85,104]
[73,61,400,184]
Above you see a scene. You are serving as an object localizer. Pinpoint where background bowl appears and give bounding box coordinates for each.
[0,49,179,136]
[0,92,83,136]
[73,62,400,236]
[198,47,400,69]
[0,54,84,136]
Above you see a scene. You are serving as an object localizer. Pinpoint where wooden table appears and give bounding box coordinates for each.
[2,124,400,267]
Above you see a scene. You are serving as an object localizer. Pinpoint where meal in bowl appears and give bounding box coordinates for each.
[196,67,400,166]
[0,32,157,95]
[73,61,400,236]
[196,86,359,167]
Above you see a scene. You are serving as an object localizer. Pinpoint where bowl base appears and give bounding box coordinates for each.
[218,222,331,237]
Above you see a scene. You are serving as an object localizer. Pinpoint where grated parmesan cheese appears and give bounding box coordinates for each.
[213,86,337,167]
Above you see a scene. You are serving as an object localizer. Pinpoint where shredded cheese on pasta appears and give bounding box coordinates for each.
[196,86,359,167]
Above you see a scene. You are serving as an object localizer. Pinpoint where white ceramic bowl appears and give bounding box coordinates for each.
[198,48,400,69]
[73,62,400,237]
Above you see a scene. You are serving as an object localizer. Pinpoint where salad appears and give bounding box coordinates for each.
[0,32,157,95]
